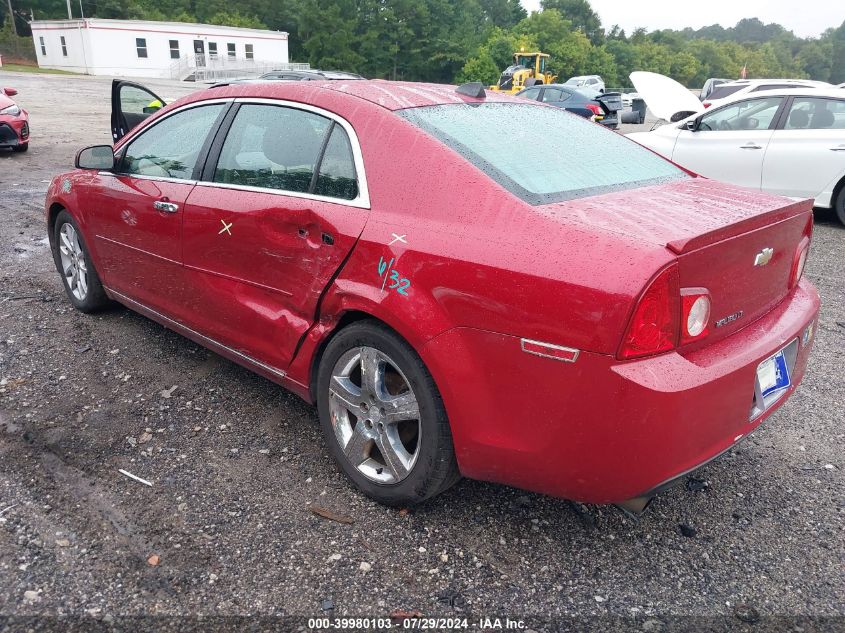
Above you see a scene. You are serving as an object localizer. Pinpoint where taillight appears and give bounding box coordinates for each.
[791,237,810,288]
[586,103,602,116]
[618,265,680,360]
[680,288,711,344]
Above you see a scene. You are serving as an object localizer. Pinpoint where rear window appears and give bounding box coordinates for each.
[399,102,686,205]
[707,85,746,100]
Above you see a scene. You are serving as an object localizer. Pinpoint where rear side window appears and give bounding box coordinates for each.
[214,104,331,193]
[707,85,745,100]
[121,104,224,179]
[400,102,686,204]
[313,125,358,200]
[784,97,845,130]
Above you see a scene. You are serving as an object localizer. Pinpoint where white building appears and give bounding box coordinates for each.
[29,18,302,81]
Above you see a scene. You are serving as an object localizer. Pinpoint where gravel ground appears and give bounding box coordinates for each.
[0,71,843,631]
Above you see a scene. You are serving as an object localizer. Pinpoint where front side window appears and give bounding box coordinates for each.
[136,37,147,58]
[784,97,844,130]
[121,104,224,180]
[39,36,46,56]
[169,40,180,59]
[699,97,783,132]
[245,44,254,59]
[60,36,67,56]
[400,102,686,204]
[227,43,236,58]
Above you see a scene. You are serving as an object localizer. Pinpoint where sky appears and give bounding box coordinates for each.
[519,0,845,38]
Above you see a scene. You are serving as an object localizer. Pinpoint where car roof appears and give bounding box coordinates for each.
[720,87,845,100]
[718,78,832,88]
[194,79,519,112]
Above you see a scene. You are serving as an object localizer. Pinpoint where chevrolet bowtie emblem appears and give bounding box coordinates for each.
[754,247,774,266]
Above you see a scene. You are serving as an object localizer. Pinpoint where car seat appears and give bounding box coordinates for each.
[788,109,810,129]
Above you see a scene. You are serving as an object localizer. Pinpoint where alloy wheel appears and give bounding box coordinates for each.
[328,346,422,484]
[58,223,88,301]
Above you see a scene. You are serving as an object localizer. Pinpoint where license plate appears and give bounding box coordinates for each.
[757,349,791,399]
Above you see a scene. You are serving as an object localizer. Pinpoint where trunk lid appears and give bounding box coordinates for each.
[595,91,623,114]
[629,71,704,122]
[540,178,812,343]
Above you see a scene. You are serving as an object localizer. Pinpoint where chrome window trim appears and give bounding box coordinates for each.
[97,172,198,186]
[96,96,371,208]
[208,97,370,209]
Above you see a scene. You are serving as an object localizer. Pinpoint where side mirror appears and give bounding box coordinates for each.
[684,119,698,132]
[75,145,115,170]
[3,87,18,97]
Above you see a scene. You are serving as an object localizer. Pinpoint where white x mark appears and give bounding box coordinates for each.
[388,233,407,245]
[218,220,233,236]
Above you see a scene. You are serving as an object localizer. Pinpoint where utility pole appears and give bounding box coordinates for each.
[6,0,18,35]
[66,0,72,19]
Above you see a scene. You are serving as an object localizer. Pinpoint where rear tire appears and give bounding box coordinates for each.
[12,143,28,153]
[317,321,460,506]
[51,210,110,312]
[835,186,845,226]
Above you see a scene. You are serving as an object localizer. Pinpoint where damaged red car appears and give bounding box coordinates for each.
[0,86,30,152]
[44,79,819,513]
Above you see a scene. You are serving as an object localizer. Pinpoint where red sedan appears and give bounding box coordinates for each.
[0,86,30,152]
[45,79,819,513]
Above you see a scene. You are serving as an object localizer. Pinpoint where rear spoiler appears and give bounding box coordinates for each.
[666,198,812,255]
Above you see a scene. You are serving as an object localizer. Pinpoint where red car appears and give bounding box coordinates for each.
[0,86,30,152]
[45,79,819,513]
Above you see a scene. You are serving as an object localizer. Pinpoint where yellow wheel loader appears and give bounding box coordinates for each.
[490,51,557,94]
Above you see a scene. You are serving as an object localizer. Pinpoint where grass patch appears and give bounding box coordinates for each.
[0,63,79,75]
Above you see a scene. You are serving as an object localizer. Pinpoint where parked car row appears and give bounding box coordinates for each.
[628,71,845,225]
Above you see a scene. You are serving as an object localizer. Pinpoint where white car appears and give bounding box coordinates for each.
[564,75,605,93]
[701,78,833,108]
[627,72,845,225]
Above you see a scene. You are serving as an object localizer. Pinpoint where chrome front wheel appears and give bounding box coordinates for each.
[58,223,88,301]
[51,210,109,313]
[328,346,421,484]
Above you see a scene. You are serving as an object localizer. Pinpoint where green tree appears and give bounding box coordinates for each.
[540,0,602,44]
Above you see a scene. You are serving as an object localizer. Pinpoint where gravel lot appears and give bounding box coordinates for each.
[0,71,843,631]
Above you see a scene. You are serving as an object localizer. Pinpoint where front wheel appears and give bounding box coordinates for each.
[51,210,110,312]
[317,321,460,506]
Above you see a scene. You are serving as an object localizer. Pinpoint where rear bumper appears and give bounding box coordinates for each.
[423,278,820,504]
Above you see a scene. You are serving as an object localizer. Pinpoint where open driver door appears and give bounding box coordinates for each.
[111,79,167,143]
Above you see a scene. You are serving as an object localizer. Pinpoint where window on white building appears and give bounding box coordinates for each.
[245,44,254,59]
[169,40,180,59]
[136,38,148,58]
[227,43,236,58]
[39,36,46,56]
[60,36,68,56]
[208,42,218,59]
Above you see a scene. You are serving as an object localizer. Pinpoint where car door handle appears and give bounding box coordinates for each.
[830,145,845,151]
[153,201,179,213]
[740,143,762,150]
